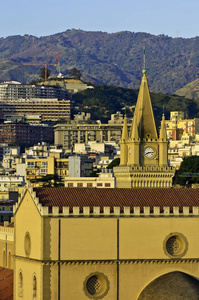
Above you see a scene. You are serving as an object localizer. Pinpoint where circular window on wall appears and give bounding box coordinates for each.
[24,232,31,257]
[84,272,109,299]
[163,233,188,258]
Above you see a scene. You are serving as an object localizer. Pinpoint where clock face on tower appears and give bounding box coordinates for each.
[144,147,155,159]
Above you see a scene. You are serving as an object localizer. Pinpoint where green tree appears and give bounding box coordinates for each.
[107,158,120,169]
[30,174,63,187]
[174,156,199,186]
[39,67,51,80]
[89,169,101,177]
[68,68,81,79]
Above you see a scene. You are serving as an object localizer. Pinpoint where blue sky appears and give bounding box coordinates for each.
[0,0,198,38]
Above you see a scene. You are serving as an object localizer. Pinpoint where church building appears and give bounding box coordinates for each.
[13,184,199,299]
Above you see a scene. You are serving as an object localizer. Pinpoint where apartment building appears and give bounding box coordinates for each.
[0,176,25,192]
[68,155,93,177]
[0,123,53,146]
[25,142,64,158]
[0,81,69,101]
[54,113,131,150]
[25,156,69,186]
[165,111,199,139]
[65,169,115,188]
[0,98,70,122]
[0,81,70,122]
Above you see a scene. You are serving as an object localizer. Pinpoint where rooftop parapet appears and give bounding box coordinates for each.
[13,183,199,218]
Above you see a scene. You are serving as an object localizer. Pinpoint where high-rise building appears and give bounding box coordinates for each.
[0,123,54,145]
[0,98,70,122]
[0,81,70,122]
[54,113,131,150]
[0,81,69,101]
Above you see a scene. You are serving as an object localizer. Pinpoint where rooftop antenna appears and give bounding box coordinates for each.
[57,51,64,78]
[143,46,146,74]
[58,51,61,74]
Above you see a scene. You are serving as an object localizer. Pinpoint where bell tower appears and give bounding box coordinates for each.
[114,69,175,188]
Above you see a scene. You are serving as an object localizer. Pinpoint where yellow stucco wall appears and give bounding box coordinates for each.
[15,190,42,260]
[60,218,117,260]
[60,263,117,299]
[119,262,199,299]
[11,187,199,299]
[14,260,43,300]
[0,226,14,269]
[120,217,199,259]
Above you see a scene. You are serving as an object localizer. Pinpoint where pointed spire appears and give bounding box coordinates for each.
[160,114,167,140]
[134,72,158,139]
[143,46,146,74]
[121,115,128,140]
[130,113,139,139]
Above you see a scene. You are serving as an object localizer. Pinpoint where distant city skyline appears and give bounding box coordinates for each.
[0,0,198,39]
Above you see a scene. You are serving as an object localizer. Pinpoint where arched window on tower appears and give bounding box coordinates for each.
[8,251,11,269]
[2,249,6,267]
[33,274,37,299]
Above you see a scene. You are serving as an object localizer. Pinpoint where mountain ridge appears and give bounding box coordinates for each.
[0,29,199,94]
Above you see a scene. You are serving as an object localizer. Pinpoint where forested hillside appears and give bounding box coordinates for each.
[72,84,199,125]
[0,29,199,94]
[175,78,199,100]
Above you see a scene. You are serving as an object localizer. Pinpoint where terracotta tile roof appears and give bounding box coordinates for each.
[8,223,14,228]
[34,188,199,213]
[0,223,14,228]
[0,267,13,300]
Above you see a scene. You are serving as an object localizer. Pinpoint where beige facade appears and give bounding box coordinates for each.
[54,114,131,150]
[65,169,115,188]
[26,156,69,186]
[0,175,24,192]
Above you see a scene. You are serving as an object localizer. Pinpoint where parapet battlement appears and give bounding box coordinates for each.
[13,183,199,217]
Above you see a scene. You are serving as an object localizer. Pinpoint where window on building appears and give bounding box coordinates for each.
[77,183,83,187]
[97,183,103,187]
[27,162,35,168]
[40,168,47,175]
[87,183,93,188]
[33,274,37,299]
[8,251,11,269]
[18,270,23,297]
[2,249,6,268]
[68,183,73,187]
[105,183,111,187]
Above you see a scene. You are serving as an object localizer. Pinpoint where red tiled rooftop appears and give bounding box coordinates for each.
[8,223,14,228]
[0,223,14,228]
[0,267,13,300]
[34,188,199,213]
